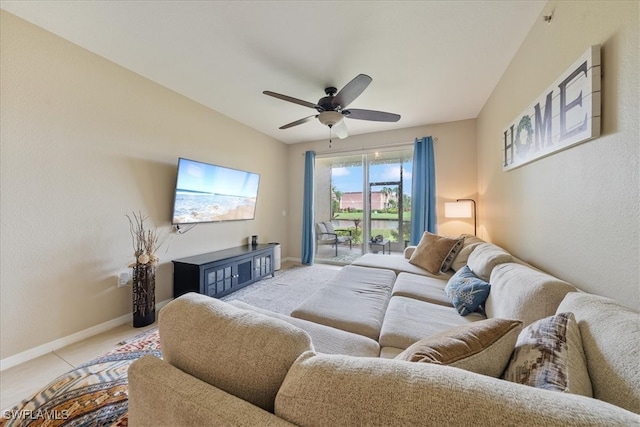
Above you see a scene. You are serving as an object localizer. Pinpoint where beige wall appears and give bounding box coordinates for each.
[0,11,289,360]
[477,1,639,309]
[287,119,478,257]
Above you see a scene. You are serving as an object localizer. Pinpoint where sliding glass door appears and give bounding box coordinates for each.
[314,155,364,264]
[367,150,413,253]
[314,148,413,264]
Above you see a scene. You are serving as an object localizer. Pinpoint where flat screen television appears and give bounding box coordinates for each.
[171,158,260,224]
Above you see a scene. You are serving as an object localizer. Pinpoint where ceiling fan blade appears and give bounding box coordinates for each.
[263,91,320,110]
[344,108,400,122]
[332,74,372,109]
[333,120,348,139]
[279,115,317,129]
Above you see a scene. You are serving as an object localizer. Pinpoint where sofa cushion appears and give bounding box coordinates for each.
[316,221,328,234]
[322,221,336,234]
[159,293,312,412]
[291,265,396,340]
[485,263,576,326]
[379,347,404,358]
[502,312,592,397]
[445,265,491,316]
[379,296,485,349]
[275,352,640,427]
[450,234,486,271]
[466,243,512,281]
[352,253,452,279]
[557,293,640,414]
[391,272,450,306]
[395,318,522,377]
[409,232,463,274]
[228,301,380,357]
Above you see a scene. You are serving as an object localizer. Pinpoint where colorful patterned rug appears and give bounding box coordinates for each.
[0,329,160,427]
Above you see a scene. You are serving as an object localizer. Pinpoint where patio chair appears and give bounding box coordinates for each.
[315,221,353,256]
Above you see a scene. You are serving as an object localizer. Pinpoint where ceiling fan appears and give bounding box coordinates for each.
[263,74,400,139]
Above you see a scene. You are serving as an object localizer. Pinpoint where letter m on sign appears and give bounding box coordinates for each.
[534,92,553,149]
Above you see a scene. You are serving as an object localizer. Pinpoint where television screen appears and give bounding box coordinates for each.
[172,158,260,224]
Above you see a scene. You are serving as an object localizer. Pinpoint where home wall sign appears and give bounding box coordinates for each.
[502,45,601,171]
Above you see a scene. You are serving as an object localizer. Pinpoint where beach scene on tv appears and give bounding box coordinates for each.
[172,159,260,224]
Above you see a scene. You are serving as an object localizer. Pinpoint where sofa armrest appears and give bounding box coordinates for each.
[129,355,295,427]
[317,232,338,242]
[403,245,417,259]
[334,229,352,236]
[159,293,313,412]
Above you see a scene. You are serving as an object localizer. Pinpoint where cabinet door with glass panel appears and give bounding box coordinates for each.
[205,265,234,297]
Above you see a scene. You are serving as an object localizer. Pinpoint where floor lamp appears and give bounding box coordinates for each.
[444,199,477,236]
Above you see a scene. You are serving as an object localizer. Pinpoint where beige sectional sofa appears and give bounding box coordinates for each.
[293,238,576,357]
[129,236,640,426]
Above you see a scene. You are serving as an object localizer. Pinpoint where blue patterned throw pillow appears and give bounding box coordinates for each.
[445,265,491,316]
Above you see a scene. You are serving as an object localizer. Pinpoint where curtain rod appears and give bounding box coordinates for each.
[302,137,438,157]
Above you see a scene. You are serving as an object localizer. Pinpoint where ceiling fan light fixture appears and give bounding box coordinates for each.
[318,111,344,127]
[264,74,400,135]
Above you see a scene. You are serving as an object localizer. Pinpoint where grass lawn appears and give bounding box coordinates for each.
[332,212,411,243]
[334,212,411,221]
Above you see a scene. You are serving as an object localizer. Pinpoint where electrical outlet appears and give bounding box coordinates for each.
[117,270,132,288]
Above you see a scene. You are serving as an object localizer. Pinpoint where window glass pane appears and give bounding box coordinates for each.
[314,148,413,263]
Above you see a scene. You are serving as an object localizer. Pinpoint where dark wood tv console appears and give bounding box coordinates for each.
[172,244,276,299]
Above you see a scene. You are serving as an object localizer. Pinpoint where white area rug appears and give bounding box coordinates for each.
[220,264,341,315]
[315,247,362,265]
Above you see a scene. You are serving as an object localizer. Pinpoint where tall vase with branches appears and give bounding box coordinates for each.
[127,211,162,327]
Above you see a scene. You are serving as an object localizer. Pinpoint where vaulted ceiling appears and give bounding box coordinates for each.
[1,1,546,144]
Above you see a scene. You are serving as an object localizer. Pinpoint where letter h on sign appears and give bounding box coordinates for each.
[503,125,515,168]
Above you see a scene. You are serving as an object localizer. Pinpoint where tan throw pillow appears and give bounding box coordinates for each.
[502,312,592,397]
[395,318,523,378]
[409,232,463,275]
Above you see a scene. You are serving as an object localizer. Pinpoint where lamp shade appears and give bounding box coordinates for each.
[445,201,473,218]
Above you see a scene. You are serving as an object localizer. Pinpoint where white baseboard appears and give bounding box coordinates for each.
[2,261,302,371]
[0,298,172,372]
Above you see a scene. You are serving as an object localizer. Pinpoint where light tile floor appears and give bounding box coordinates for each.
[0,322,157,411]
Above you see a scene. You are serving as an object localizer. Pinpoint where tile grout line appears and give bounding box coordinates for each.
[52,350,78,369]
